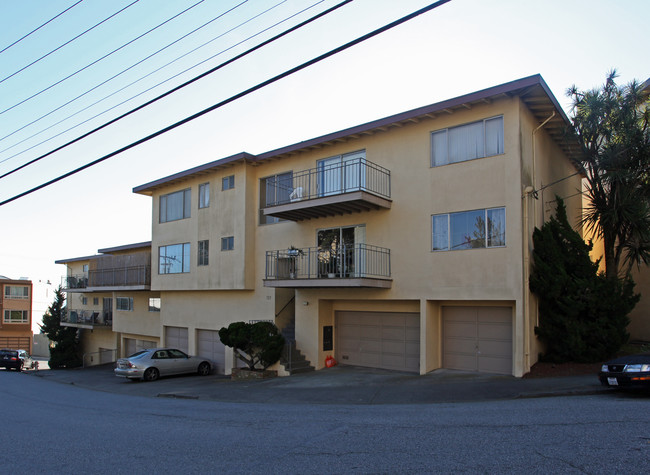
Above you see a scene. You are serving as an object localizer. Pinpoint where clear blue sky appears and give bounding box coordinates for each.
[0,0,647,325]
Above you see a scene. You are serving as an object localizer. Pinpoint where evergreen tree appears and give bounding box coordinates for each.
[530,197,638,362]
[39,286,82,368]
[219,321,285,370]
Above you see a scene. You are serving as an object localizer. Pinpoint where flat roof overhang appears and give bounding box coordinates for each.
[263,191,392,221]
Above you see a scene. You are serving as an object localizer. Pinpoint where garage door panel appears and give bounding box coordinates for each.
[444,322,477,338]
[197,330,226,375]
[479,356,511,374]
[479,340,511,357]
[478,324,512,340]
[480,307,512,323]
[445,353,477,371]
[336,311,420,373]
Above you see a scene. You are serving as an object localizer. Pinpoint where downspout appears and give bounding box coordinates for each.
[524,111,555,372]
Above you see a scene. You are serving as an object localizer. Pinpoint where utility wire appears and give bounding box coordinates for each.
[0,0,327,163]
[0,0,453,207]
[0,0,84,55]
[0,0,140,85]
[0,0,208,113]
[0,0,249,143]
[0,0,349,178]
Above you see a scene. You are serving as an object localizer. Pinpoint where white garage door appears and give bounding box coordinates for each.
[124,338,157,357]
[165,326,188,353]
[197,330,226,374]
[336,311,420,373]
[443,306,512,375]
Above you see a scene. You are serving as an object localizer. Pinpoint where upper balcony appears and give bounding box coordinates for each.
[61,265,151,292]
[261,158,392,221]
[264,244,391,288]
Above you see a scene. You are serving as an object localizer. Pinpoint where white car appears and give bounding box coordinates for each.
[114,348,212,381]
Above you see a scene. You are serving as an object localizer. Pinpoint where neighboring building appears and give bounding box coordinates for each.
[58,74,583,376]
[55,242,160,366]
[0,276,33,351]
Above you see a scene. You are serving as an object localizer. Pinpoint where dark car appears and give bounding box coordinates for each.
[0,349,24,371]
[598,353,650,388]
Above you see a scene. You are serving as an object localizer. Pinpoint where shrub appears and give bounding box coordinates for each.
[219,321,285,370]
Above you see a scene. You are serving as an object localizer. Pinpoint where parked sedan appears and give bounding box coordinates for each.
[599,353,650,389]
[0,349,24,371]
[114,348,212,381]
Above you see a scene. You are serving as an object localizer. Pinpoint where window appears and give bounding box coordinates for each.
[159,243,190,274]
[431,116,504,167]
[93,297,99,305]
[82,264,89,272]
[160,188,191,223]
[116,297,134,311]
[432,207,506,251]
[4,310,28,323]
[4,286,29,299]
[81,297,88,305]
[259,172,292,224]
[221,236,234,251]
[198,240,209,266]
[199,183,210,208]
[318,150,366,196]
[222,175,235,190]
[148,298,161,312]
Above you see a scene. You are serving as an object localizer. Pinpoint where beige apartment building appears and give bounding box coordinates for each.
[0,277,33,351]
[58,75,584,376]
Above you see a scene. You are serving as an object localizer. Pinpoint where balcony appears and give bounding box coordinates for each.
[262,158,391,221]
[61,265,151,291]
[61,309,112,330]
[264,244,391,288]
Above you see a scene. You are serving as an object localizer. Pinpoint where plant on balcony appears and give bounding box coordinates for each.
[218,321,285,371]
[39,286,82,369]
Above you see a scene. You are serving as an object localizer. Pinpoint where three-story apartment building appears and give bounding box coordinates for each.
[0,277,33,351]
[124,74,582,377]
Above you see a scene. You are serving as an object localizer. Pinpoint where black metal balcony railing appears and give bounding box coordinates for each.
[265,244,391,280]
[264,158,391,207]
[61,265,151,289]
[61,309,112,327]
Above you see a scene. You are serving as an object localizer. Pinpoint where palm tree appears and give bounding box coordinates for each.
[567,70,650,279]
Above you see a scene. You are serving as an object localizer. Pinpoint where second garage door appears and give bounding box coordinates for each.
[165,326,188,353]
[443,306,512,375]
[197,330,226,374]
[336,311,420,373]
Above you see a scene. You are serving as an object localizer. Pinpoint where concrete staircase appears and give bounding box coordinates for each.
[280,320,314,375]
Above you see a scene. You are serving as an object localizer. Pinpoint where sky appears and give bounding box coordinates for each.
[0,0,647,327]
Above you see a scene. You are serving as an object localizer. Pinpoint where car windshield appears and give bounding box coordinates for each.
[128,351,149,359]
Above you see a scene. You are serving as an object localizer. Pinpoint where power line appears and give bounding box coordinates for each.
[0,0,328,164]
[0,0,210,114]
[0,0,349,179]
[0,0,140,85]
[0,0,453,207]
[0,0,249,143]
[0,0,84,55]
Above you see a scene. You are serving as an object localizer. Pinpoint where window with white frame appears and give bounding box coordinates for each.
[221,236,234,251]
[431,116,504,167]
[222,175,235,191]
[198,240,209,266]
[116,297,134,311]
[4,310,29,323]
[4,285,29,299]
[259,172,292,224]
[160,188,191,223]
[159,243,190,274]
[432,207,506,251]
[199,183,210,209]
[148,298,161,312]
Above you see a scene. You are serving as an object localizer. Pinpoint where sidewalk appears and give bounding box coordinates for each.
[29,363,610,405]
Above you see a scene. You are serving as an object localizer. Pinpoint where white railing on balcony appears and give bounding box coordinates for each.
[264,158,390,207]
[265,244,391,280]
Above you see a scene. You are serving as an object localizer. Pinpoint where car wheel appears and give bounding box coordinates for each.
[143,367,159,382]
[197,362,211,376]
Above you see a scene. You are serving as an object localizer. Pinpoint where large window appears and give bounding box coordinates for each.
[4,310,29,323]
[4,285,29,299]
[432,207,506,251]
[431,116,504,167]
[159,243,190,274]
[199,183,210,209]
[317,150,366,196]
[198,240,209,266]
[116,297,134,311]
[148,298,161,312]
[259,171,292,224]
[160,189,191,223]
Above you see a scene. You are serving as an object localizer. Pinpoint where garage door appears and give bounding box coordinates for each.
[443,306,512,375]
[197,330,226,374]
[165,326,188,353]
[124,338,157,357]
[336,311,420,372]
